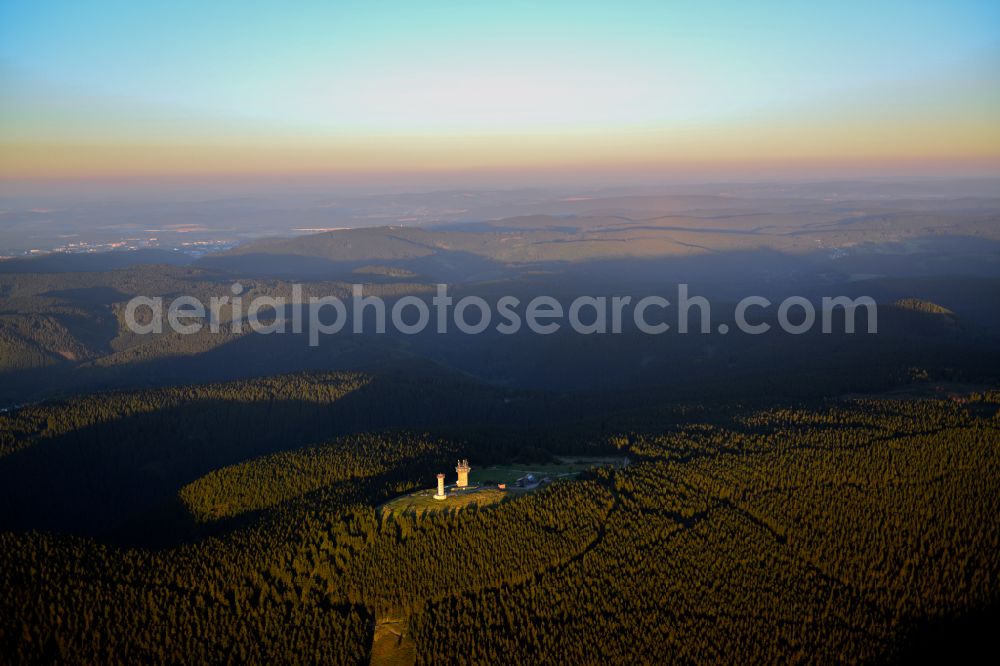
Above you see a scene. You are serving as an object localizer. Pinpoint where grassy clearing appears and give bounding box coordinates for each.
[370,613,417,666]
[469,456,629,485]
[380,486,509,517]
[379,456,628,517]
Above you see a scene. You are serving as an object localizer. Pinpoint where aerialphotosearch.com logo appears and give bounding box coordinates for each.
[123,283,878,346]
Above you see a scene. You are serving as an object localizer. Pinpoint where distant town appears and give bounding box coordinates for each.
[0,237,239,260]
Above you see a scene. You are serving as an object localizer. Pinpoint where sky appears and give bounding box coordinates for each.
[1,0,999,184]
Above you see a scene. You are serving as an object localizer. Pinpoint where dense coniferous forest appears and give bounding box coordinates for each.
[1,369,997,663]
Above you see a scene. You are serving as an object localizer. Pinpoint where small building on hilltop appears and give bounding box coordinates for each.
[433,473,447,500]
[456,459,471,487]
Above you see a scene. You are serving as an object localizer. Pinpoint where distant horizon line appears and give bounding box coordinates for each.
[3,167,1000,198]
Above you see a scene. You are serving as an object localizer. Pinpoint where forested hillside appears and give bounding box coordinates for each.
[1,377,997,663]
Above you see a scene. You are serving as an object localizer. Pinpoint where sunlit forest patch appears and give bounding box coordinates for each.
[1,387,997,662]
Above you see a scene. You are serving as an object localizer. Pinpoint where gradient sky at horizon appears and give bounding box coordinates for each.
[1,0,999,182]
